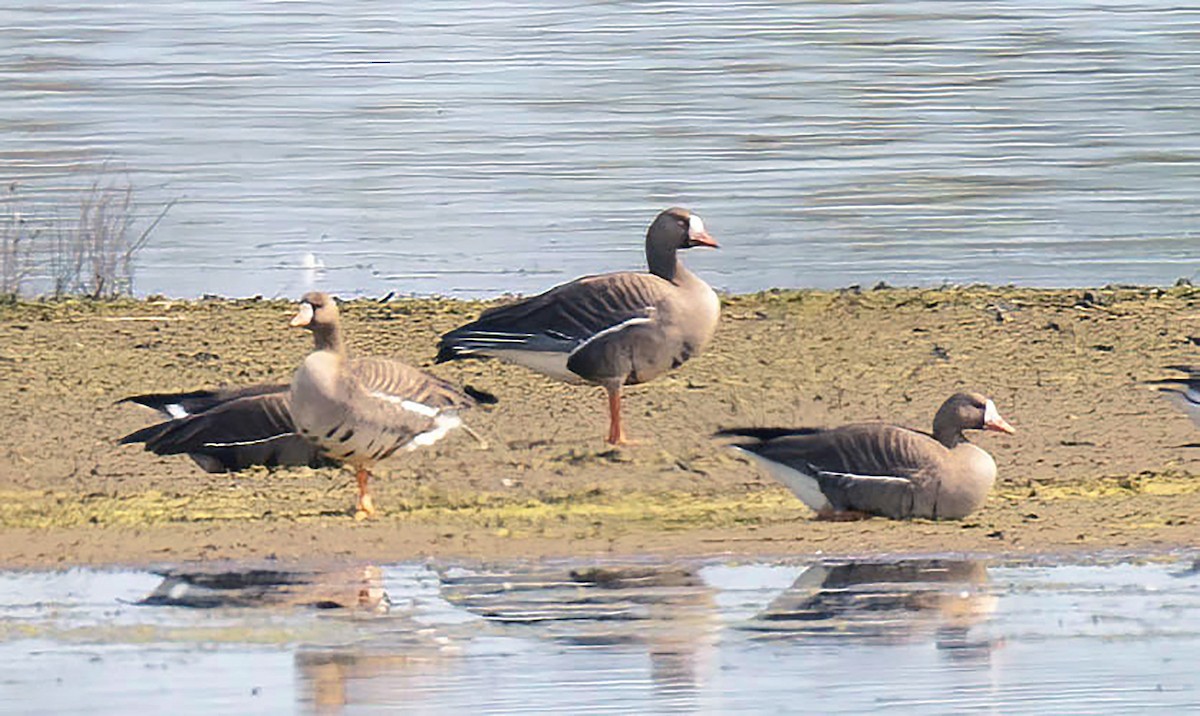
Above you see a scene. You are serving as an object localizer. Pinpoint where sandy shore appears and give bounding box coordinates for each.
[0,285,1198,568]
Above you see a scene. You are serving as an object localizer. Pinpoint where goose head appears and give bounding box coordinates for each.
[290,291,343,352]
[648,207,719,251]
[933,392,1015,447]
[645,207,719,281]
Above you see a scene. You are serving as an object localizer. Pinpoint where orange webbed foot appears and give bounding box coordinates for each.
[354,493,377,521]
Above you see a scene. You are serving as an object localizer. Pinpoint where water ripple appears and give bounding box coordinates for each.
[0,0,1198,298]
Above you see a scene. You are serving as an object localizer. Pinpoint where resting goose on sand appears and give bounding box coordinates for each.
[119,385,329,472]
[1145,365,1200,432]
[435,207,720,445]
[122,292,489,519]
[717,393,1015,521]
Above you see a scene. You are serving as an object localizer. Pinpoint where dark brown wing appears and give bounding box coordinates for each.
[435,272,670,362]
[118,384,289,419]
[120,392,329,472]
[723,424,945,518]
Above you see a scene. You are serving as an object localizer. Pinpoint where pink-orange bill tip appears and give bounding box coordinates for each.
[983,400,1016,434]
[985,416,1016,434]
[290,302,314,327]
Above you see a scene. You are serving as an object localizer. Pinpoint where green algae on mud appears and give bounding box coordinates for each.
[1000,469,1200,501]
[0,485,807,532]
[3,470,1198,533]
[0,285,1198,566]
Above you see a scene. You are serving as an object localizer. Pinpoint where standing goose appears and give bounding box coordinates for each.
[435,207,720,445]
[121,293,489,519]
[288,292,484,519]
[717,393,1016,521]
[119,384,330,472]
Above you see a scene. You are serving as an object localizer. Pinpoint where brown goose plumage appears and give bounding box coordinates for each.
[435,207,720,444]
[289,292,482,518]
[121,293,488,519]
[717,393,1015,521]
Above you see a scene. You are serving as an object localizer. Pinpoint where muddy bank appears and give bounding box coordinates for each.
[0,285,1197,567]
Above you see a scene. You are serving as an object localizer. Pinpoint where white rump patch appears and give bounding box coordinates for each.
[567,312,655,358]
[202,432,295,448]
[689,214,706,235]
[407,414,462,450]
[734,448,831,512]
[165,404,188,419]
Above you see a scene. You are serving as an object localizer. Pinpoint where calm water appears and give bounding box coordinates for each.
[2,1,1199,299]
[1,555,1199,713]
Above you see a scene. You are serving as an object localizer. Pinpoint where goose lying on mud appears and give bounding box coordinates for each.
[717,393,1015,521]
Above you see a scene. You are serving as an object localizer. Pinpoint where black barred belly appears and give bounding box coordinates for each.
[314,421,414,465]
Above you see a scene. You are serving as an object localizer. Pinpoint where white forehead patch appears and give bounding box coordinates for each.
[688,214,706,235]
[983,399,1000,424]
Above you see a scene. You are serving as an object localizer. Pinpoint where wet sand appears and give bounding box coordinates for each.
[0,285,1197,568]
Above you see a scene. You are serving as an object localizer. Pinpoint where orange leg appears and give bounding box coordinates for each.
[605,385,627,445]
[355,466,377,520]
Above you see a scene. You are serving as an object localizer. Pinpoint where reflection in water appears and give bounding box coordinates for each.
[747,559,1000,662]
[296,638,460,712]
[138,565,458,711]
[289,563,722,711]
[1176,559,1200,578]
[131,559,1001,709]
[7,557,1192,712]
[139,565,390,612]
[440,564,719,703]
